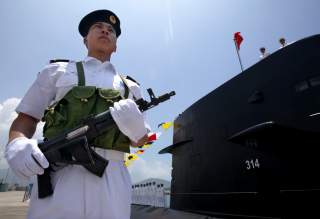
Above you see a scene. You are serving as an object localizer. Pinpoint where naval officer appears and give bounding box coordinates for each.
[279,37,287,48]
[259,47,270,59]
[5,9,149,219]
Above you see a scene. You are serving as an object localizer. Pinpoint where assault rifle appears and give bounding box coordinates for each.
[35,88,175,198]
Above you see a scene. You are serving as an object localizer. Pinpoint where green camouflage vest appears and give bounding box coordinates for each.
[42,61,131,153]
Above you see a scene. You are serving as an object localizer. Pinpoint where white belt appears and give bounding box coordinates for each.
[93,148,125,161]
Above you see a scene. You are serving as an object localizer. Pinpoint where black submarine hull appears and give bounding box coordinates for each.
[159,34,320,218]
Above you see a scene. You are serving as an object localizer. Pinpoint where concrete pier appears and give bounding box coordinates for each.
[0,191,28,219]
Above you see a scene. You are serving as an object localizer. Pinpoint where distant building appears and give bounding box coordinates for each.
[0,168,30,188]
[131,178,170,207]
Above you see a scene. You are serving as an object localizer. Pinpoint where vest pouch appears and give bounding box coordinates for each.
[63,86,97,128]
[43,86,97,139]
[95,88,122,113]
[43,102,68,139]
[93,88,130,152]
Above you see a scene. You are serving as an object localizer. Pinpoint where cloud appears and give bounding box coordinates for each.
[128,157,171,183]
[0,98,44,169]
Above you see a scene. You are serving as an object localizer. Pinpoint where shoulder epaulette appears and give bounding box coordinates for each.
[49,59,70,64]
[125,75,140,85]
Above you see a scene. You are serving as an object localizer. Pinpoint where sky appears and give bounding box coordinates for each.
[0,0,320,183]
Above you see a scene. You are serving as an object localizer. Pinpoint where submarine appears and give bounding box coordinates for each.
[131,34,320,218]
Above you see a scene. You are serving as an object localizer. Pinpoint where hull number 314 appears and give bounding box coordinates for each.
[245,159,260,170]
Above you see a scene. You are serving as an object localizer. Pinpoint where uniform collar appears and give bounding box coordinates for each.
[83,56,117,74]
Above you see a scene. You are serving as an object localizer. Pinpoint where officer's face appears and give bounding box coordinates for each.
[85,22,117,54]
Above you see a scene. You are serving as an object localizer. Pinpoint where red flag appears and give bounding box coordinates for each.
[234,32,243,50]
[148,133,157,141]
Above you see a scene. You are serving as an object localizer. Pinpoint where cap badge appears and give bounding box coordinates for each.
[109,15,116,24]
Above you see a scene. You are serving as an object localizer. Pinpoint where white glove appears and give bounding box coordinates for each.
[110,99,148,143]
[5,137,49,180]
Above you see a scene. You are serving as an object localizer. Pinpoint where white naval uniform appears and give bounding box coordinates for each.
[16,56,147,219]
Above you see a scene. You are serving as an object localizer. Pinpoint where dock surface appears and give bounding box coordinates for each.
[0,191,219,219]
[0,191,28,219]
